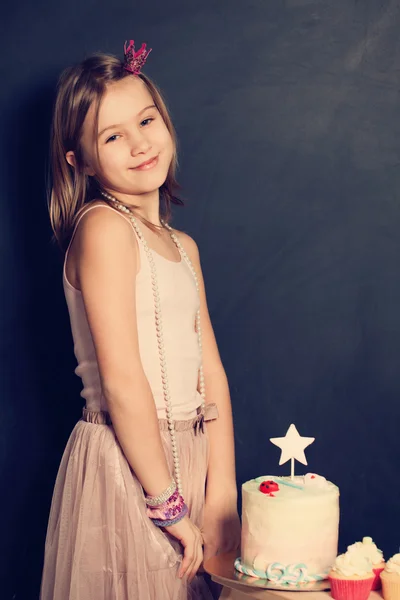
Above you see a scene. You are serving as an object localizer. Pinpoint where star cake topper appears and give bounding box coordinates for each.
[270,424,315,478]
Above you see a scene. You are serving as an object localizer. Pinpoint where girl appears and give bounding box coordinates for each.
[40,39,240,600]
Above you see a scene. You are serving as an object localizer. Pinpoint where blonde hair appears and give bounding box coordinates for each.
[47,52,182,252]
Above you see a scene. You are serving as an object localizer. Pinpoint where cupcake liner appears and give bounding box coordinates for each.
[381,577,400,600]
[329,576,374,600]
[372,567,384,591]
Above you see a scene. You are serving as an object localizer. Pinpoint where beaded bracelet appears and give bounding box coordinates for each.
[145,479,176,507]
[146,489,180,513]
[151,504,188,527]
[146,490,185,520]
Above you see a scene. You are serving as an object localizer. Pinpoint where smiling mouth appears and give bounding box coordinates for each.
[133,155,159,170]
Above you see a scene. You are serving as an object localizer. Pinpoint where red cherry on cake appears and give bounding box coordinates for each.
[259,480,280,496]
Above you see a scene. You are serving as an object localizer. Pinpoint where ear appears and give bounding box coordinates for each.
[65,150,96,176]
[65,150,76,168]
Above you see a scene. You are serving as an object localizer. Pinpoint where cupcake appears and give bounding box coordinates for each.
[347,537,385,590]
[329,548,374,600]
[381,554,400,600]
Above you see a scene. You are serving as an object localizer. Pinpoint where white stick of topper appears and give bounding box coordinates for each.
[270,424,315,480]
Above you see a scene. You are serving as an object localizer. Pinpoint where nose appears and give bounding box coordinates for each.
[129,130,151,156]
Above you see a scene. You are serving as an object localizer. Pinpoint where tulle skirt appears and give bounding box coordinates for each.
[40,405,218,600]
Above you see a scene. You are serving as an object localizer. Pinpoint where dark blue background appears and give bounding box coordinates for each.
[1,0,400,597]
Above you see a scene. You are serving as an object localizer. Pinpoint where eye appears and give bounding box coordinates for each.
[140,117,154,127]
[106,134,120,143]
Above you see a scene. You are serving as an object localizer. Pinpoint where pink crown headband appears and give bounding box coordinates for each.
[123,39,152,75]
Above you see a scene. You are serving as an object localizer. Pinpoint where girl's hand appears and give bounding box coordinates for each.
[201,493,241,563]
[164,515,203,582]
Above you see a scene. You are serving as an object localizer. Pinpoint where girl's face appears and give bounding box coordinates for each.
[79,76,174,197]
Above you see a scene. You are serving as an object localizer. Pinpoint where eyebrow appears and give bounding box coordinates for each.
[98,104,157,138]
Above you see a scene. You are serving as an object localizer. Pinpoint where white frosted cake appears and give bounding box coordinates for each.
[235,425,340,585]
[237,474,340,583]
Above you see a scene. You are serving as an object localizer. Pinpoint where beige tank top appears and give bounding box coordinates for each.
[63,204,202,420]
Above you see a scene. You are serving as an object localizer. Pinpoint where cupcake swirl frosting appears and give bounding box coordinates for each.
[333,549,373,577]
[347,537,384,565]
[385,554,400,575]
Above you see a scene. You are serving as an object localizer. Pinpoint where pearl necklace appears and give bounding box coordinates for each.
[100,191,206,495]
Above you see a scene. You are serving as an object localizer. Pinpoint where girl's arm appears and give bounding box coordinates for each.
[177,231,240,557]
[75,207,173,496]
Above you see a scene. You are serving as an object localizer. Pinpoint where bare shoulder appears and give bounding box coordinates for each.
[77,200,132,229]
[75,200,135,248]
[173,229,200,262]
[67,201,138,289]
